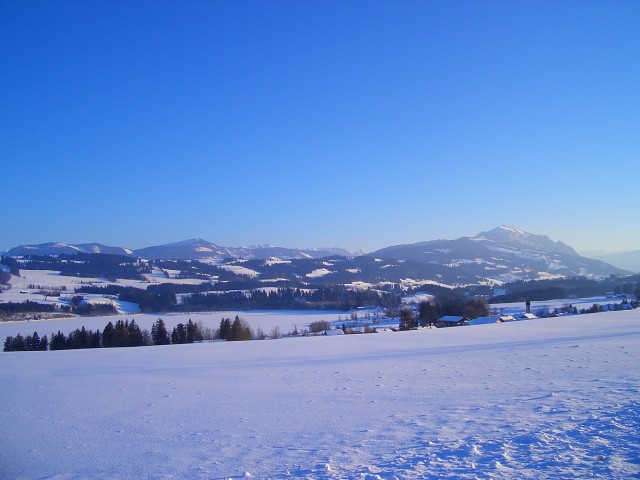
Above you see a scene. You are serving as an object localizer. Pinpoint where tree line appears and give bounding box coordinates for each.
[3,316,255,352]
[0,301,56,315]
[180,286,399,311]
[1,256,20,279]
[75,285,177,312]
[75,284,399,313]
[19,253,149,281]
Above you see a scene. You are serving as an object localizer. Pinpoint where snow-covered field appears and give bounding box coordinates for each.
[1,310,639,479]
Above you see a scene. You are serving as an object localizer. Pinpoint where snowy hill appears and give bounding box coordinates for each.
[133,239,353,261]
[3,239,356,262]
[3,242,133,257]
[1,310,638,478]
[370,225,628,284]
[133,238,247,260]
[475,225,579,256]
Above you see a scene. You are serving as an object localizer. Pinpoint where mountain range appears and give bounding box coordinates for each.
[1,240,358,262]
[2,226,633,287]
[581,249,640,274]
[364,225,630,285]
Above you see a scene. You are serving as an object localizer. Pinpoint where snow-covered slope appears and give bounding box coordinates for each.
[134,238,246,261]
[371,225,628,283]
[3,242,133,257]
[134,239,355,261]
[3,240,354,262]
[475,225,579,256]
[1,311,638,479]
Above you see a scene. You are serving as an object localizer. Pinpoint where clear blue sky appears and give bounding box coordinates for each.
[2,0,639,253]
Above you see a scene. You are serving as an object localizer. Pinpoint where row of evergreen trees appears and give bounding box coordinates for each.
[3,331,49,351]
[74,284,398,313]
[19,253,149,280]
[182,286,399,311]
[3,317,254,352]
[218,316,253,341]
[0,300,56,315]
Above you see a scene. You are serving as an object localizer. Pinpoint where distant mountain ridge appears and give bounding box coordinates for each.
[2,226,631,285]
[133,239,356,261]
[369,225,629,283]
[2,242,133,257]
[2,239,357,262]
[583,250,640,273]
[474,225,579,257]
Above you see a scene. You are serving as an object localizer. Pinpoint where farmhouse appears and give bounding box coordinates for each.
[323,329,345,336]
[435,315,468,328]
[466,316,500,326]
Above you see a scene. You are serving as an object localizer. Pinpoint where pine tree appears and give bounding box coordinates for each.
[171,323,187,344]
[151,318,170,345]
[232,316,253,341]
[50,331,67,350]
[3,336,14,352]
[399,309,416,331]
[90,330,101,348]
[114,320,130,347]
[74,326,89,349]
[186,319,203,343]
[11,334,26,351]
[128,319,143,347]
[102,322,115,348]
[219,318,233,341]
[29,331,41,351]
[419,301,436,326]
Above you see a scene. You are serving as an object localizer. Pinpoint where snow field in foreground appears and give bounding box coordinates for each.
[1,310,639,479]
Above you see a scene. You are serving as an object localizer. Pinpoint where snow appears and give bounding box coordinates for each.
[402,292,436,304]
[306,268,334,278]
[445,258,489,267]
[265,257,291,266]
[400,278,455,290]
[1,310,639,478]
[346,281,376,290]
[536,271,566,280]
[143,268,211,285]
[219,264,260,277]
[3,270,209,302]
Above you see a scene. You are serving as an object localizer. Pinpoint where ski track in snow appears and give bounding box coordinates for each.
[0,312,639,479]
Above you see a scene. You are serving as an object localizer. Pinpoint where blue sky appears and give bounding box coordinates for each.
[2,0,639,253]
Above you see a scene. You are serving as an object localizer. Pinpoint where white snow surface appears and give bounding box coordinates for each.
[1,311,640,479]
[219,265,260,277]
[306,268,334,278]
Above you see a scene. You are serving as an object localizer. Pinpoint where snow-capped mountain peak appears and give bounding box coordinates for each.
[482,225,527,239]
[474,225,578,257]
